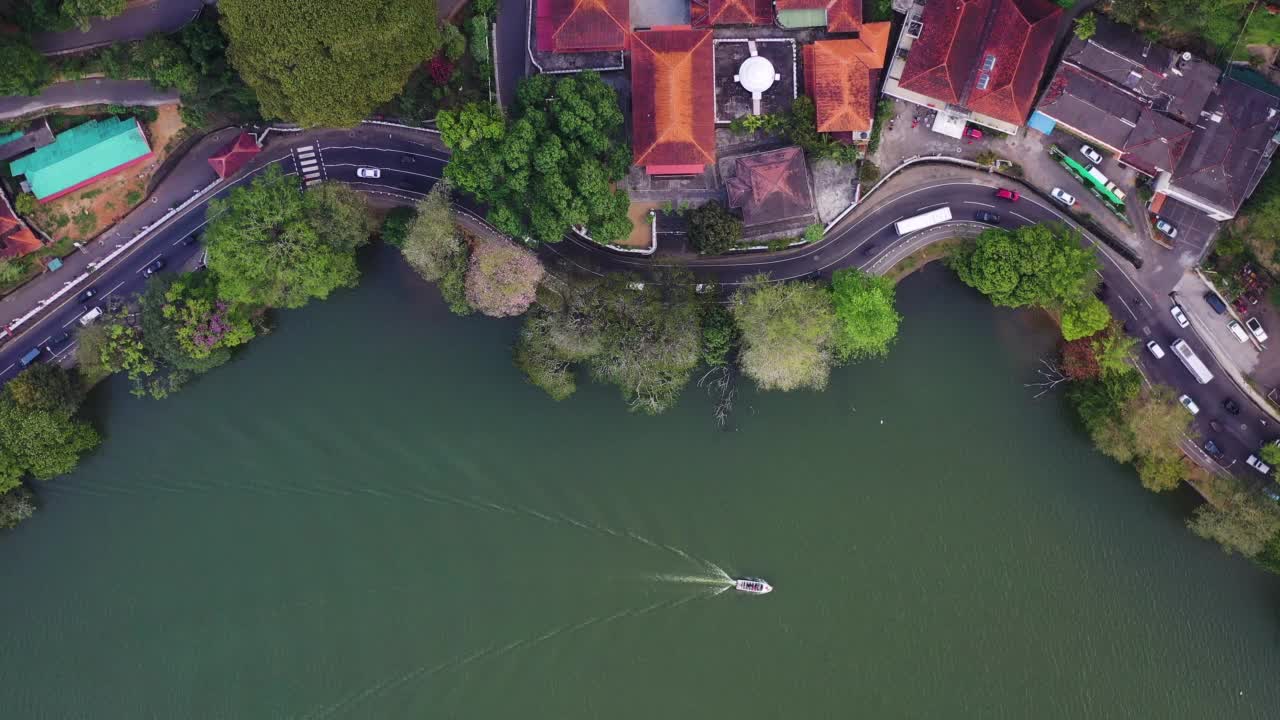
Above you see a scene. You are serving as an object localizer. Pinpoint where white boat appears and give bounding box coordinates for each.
[734,578,773,595]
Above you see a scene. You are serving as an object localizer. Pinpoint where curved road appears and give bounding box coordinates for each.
[0,129,1266,487]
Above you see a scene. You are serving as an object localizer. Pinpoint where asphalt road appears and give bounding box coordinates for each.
[0,79,178,120]
[0,132,1269,489]
[32,0,207,55]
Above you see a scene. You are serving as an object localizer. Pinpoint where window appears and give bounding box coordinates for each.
[982,54,997,72]
[975,73,991,90]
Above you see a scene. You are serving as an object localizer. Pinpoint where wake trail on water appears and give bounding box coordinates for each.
[299,589,718,720]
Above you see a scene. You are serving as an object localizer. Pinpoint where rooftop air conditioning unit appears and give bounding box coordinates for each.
[906,20,923,38]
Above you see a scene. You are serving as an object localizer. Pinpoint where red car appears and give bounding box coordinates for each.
[965,127,984,139]
[995,188,1020,202]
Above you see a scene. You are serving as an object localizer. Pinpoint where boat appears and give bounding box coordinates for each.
[733,578,773,595]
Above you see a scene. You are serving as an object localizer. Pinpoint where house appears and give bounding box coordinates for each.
[0,191,42,260]
[535,0,630,53]
[802,22,891,141]
[1153,77,1280,222]
[631,27,716,175]
[724,146,817,230]
[881,0,1063,136]
[691,0,773,26]
[7,117,153,203]
[774,0,861,32]
[207,132,261,180]
[0,119,54,164]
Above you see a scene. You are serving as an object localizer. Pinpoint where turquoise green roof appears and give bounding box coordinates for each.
[9,117,152,200]
[0,130,23,146]
[777,9,827,27]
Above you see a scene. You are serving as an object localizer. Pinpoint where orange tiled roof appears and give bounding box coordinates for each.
[725,146,815,227]
[803,25,890,134]
[697,0,773,25]
[546,0,630,53]
[775,0,862,32]
[0,192,42,260]
[630,28,717,173]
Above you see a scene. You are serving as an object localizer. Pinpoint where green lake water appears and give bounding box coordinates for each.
[2,250,1279,719]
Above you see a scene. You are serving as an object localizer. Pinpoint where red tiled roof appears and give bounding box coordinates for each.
[725,147,815,227]
[0,192,42,260]
[631,28,716,174]
[540,0,629,53]
[692,0,772,26]
[774,0,862,32]
[899,0,1061,126]
[207,132,260,179]
[803,24,890,134]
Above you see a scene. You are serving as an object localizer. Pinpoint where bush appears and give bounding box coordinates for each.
[380,206,417,247]
[14,193,38,216]
[468,15,490,65]
[803,223,824,244]
[859,161,880,184]
[441,23,467,62]
[687,202,742,255]
[975,150,998,167]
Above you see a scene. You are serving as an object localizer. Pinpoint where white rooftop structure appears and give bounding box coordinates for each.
[734,41,781,115]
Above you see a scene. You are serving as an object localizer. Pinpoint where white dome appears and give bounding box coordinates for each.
[738,55,776,95]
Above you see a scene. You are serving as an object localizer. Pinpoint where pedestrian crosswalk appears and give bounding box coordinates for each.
[293,145,324,186]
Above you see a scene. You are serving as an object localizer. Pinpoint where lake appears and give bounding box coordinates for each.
[2,249,1279,719]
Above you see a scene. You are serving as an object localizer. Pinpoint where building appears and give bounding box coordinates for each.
[881,0,1063,136]
[724,146,817,230]
[207,132,261,180]
[631,27,716,175]
[1154,77,1280,222]
[535,0,630,53]
[0,191,42,260]
[802,23,891,141]
[0,119,54,164]
[8,117,153,203]
[774,0,862,32]
[691,0,773,26]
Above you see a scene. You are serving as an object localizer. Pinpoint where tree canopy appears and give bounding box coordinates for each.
[204,165,372,309]
[465,234,544,317]
[829,268,901,361]
[730,275,837,392]
[0,34,52,96]
[219,0,442,127]
[687,202,742,255]
[0,366,99,492]
[439,73,633,245]
[400,180,471,314]
[60,0,125,30]
[952,224,1099,309]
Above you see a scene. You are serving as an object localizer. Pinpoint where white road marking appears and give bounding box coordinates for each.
[52,341,78,361]
[343,180,426,197]
[135,254,163,274]
[62,312,85,328]
[917,203,946,212]
[322,163,442,181]
[103,281,126,298]
[1,364,12,376]
[1011,211,1032,222]
[295,145,314,152]
[322,145,451,162]
[963,201,994,207]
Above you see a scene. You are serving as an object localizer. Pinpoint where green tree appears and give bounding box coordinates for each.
[60,0,126,31]
[464,234,545,317]
[219,0,442,126]
[6,363,81,415]
[380,206,417,248]
[0,258,27,285]
[1074,12,1097,40]
[440,23,466,62]
[829,268,900,362]
[730,275,837,392]
[134,35,200,95]
[0,486,37,530]
[0,34,52,96]
[154,272,257,361]
[204,166,372,309]
[700,303,737,368]
[687,202,742,255]
[1061,295,1111,341]
[1259,443,1280,469]
[440,73,633,245]
[401,181,471,315]
[0,368,99,491]
[1189,492,1280,557]
[952,224,1099,310]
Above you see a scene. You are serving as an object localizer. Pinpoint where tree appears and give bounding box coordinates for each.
[1061,295,1111,341]
[134,35,200,95]
[380,206,417,248]
[440,23,466,62]
[60,0,126,31]
[0,34,52,96]
[700,304,737,368]
[1188,492,1280,557]
[155,273,257,361]
[0,258,27,285]
[829,268,900,362]
[1061,336,1101,380]
[687,202,742,255]
[464,234,545,317]
[439,73,633,245]
[204,166,372,309]
[400,181,471,315]
[1074,12,1097,40]
[0,486,37,530]
[952,224,1099,310]
[0,371,100,492]
[219,0,442,127]
[6,364,81,415]
[730,275,837,392]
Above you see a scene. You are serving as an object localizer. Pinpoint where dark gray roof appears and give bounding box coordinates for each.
[1171,77,1280,213]
[0,120,54,164]
[1120,108,1192,175]
[1158,54,1220,123]
[1036,64,1143,149]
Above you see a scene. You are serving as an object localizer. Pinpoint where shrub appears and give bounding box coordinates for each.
[803,223,824,244]
[428,55,455,85]
[687,202,742,255]
[14,193,38,216]
[859,161,880,184]
[468,15,490,65]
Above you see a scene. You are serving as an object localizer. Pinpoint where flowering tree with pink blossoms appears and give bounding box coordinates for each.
[464,234,544,317]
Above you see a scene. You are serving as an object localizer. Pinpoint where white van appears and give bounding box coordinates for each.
[1146,341,1166,359]
[1228,320,1250,343]
[79,306,103,327]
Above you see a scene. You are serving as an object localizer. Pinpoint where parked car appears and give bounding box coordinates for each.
[17,347,40,368]
[1263,485,1280,502]
[356,167,381,179]
[1154,218,1178,238]
[1228,320,1250,343]
[1080,145,1103,164]
[1203,291,1227,314]
[45,331,70,352]
[1170,304,1189,328]
[142,258,165,277]
[1203,440,1225,460]
[78,287,97,303]
[1224,398,1241,415]
[1146,340,1166,359]
[1247,455,1272,475]
[1050,187,1076,206]
[974,210,1001,224]
[79,306,103,327]
[1247,316,1268,342]
[1178,394,1200,415]
[994,188,1020,202]
[964,127,984,139]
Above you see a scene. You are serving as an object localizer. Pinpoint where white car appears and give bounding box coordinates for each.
[1247,316,1268,342]
[1146,340,1165,359]
[1170,304,1189,328]
[1247,455,1272,475]
[1178,394,1200,415]
[1080,145,1103,164]
[356,167,381,179]
[1154,218,1178,238]
[1050,187,1076,206]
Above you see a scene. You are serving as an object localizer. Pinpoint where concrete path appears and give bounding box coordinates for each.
[0,79,178,121]
[32,0,207,56]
